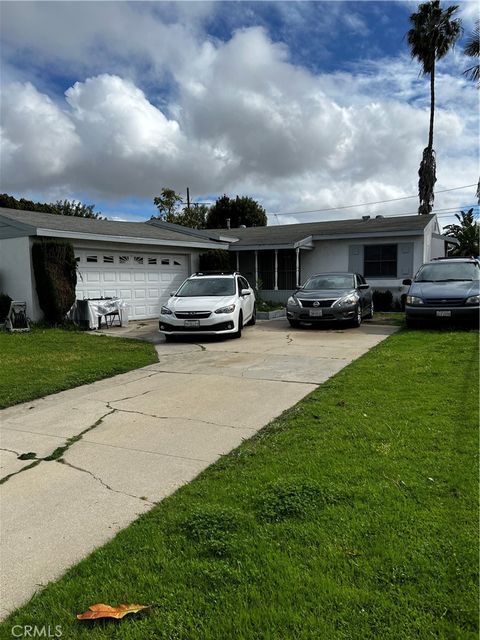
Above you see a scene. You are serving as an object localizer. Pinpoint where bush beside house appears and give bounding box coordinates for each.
[32,240,77,325]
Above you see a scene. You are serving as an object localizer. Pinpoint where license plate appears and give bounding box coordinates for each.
[436,310,451,317]
[309,309,323,317]
[184,320,200,328]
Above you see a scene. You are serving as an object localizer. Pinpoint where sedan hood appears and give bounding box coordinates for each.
[411,280,479,299]
[166,295,236,311]
[295,288,355,300]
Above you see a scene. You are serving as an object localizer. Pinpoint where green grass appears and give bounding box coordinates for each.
[0,328,158,409]
[1,329,478,639]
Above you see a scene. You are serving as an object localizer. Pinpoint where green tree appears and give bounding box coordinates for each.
[206,195,267,229]
[152,188,183,221]
[174,203,208,229]
[444,209,479,256]
[407,1,461,215]
[51,199,101,219]
[0,193,102,218]
[463,20,479,87]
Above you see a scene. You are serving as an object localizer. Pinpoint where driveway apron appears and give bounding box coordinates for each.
[0,319,397,617]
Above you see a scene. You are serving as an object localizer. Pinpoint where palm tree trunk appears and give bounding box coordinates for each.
[428,61,435,150]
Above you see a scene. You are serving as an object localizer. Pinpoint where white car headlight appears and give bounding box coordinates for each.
[287,296,298,306]
[406,295,424,305]
[160,305,173,315]
[214,304,236,314]
[333,293,359,308]
[465,295,480,305]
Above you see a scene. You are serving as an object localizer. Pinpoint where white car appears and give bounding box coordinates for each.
[159,272,256,339]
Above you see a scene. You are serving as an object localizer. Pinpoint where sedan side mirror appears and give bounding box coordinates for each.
[358,283,370,290]
[241,288,251,296]
[402,279,412,286]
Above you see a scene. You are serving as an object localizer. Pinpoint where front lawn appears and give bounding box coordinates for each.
[1,329,478,639]
[0,328,158,409]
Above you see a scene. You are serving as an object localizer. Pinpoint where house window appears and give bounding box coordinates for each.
[148,258,157,265]
[119,256,130,264]
[134,256,144,264]
[364,245,397,277]
[161,258,170,265]
[173,260,181,266]
[103,256,114,263]
[86,255,98,263]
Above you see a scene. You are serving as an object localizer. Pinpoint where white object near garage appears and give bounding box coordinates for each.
[75,250,189,319]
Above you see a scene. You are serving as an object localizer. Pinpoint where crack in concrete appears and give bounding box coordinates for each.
[57,459,156,505]
[78,438,212,463]
[137,367,320,386]
[0,447,22,456]
[106,404,250,432]
[0,409,115,485]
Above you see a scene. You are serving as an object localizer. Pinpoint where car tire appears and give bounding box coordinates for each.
[365,301,374,320]
[233,311,243,338]
[352,305,362,328]
[288,319,300,328]
[247,305,256,326]
[163,334,175,342]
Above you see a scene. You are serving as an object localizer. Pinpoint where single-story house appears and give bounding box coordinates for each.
[150,213,456,304]
[0,207,455,320]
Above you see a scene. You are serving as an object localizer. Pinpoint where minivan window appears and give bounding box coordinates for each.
[415,262,479,282]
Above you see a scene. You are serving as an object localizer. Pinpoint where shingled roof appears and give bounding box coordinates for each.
[0,208,224,247]
[220,214,436,248]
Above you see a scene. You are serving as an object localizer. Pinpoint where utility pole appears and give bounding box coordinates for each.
[186,187,190,210]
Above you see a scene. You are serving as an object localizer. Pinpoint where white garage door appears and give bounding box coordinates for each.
[74,249,189,319]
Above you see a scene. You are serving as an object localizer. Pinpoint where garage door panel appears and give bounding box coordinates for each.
[75,250,188,320]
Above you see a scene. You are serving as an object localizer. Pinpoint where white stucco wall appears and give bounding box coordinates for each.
[260,234,426,303]
[0,236,42,320]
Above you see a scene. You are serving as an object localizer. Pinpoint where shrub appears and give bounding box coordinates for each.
[0,293,12,322]
[372,289,393,311]
[198,249,234,272]
[32,239,77,325]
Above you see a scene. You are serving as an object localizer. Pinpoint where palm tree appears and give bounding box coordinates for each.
[407,1,462,215]
[463,20,479,87]
[444,209,479,256]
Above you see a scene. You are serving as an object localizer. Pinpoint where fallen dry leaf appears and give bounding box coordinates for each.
[77,603,150,620]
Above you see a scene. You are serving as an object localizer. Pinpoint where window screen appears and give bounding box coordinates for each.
[364,245,397,277]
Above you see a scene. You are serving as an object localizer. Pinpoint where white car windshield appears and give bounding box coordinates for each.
[415,263,480,282]
[303,275,355,290]
[176,278,236,297]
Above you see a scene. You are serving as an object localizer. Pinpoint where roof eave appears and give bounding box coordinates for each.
[34,228,223,250]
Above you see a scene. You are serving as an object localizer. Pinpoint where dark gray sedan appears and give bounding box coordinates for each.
[286,272,373,328]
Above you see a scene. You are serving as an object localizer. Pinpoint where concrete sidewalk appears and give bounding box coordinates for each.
[0,319,397,618]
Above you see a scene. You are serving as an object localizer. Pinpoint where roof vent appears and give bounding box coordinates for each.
[375,215,384,219]
[362,215,370,221]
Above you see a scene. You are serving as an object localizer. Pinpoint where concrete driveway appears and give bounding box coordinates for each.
[0,319,397,618]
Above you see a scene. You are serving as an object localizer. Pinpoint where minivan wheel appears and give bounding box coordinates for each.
[233,311,243,338]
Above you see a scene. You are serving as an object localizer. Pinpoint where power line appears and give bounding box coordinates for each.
[268,183,477,217]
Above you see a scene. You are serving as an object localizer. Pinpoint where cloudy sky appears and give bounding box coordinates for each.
[0,1,478,227]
